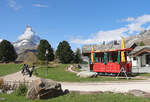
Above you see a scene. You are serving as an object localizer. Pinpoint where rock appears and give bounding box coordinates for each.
[128,90,150,97]
[77,71,97,78]
[0,78,3,86]
[0,98,5,101]
[0,90,4,94]
[7,90,14,94]
[63,89,69,95]
[26,78,63,100]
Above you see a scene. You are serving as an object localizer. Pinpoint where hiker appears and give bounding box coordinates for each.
[26,65,30,75]
[29,66,35,77]
[21,64,27,75]
[78,64,82,69]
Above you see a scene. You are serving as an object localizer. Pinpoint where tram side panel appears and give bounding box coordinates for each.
[92,63,105,72]
[91,62,121,73]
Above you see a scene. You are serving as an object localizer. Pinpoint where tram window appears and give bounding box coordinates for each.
[133,57,136,60]
[109,53,113,62]
[101,57,104,62]
[112,52,118,62]
[95,57,98,62]
[95,57,100,62]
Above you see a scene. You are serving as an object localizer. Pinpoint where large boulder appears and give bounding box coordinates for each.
[77,71,97,78]
[128,90,150,97]
[26,78,63,100]
[0,78,3,86]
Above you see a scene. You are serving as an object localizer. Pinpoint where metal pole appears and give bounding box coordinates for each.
[46,55,48,76]
[45,49,49,76]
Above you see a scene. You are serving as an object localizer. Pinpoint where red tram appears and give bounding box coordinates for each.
[88,48,132,74]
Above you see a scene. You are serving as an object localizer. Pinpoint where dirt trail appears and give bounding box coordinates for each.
[61,80,150,93]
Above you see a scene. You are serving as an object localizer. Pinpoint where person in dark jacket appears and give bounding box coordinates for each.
[21,64,27,75]
[29,66,35,77]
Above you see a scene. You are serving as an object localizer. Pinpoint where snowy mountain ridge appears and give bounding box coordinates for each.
[13,26,41,48]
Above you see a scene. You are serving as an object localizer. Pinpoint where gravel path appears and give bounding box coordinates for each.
[61,81,150,93]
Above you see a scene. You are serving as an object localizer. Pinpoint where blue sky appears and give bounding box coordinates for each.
[1,0,150,50]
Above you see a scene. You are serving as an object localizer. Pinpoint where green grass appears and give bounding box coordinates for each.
[35,64,137,82]
[0,64,22,76]
[0,92,150,102]
[137,73,150,77]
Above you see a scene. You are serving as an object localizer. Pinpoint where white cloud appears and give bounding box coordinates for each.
[0,39,2,42]
[8,0,22,10]
[32,4,48,8]
[127,15,150,33]
[71,27,128,44]
[71,14,150,45]
[123,17,135,22]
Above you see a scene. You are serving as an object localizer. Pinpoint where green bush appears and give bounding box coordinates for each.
[16,84,27,96]
[39,60,47,65]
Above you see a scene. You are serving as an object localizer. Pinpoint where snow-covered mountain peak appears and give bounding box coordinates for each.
[18,26,35,41]
[13,26,41,48]
[18,26,40,42]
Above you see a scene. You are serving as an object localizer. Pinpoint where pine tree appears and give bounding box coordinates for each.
[0,40,17,62]
[74,48,83,64]
[56,40,74,64]
[37,40,54,61]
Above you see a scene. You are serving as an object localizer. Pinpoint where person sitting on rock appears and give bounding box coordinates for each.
[26,65,30,75]
[21,64,27,75]
[29,66,35,77]
[78,64,82,69]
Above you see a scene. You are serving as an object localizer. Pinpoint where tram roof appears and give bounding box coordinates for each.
[89,48,133,53]
[83,48,132,56]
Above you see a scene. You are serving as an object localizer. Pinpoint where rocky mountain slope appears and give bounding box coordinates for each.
[82,29,150,53]
[125,29,150,45]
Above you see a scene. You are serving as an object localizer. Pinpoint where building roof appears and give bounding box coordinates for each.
[129,46,150,56]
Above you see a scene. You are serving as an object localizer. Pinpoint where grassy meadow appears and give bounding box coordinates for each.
[0,92,150,102]
[0,64,22,76]
[35,64,139,82]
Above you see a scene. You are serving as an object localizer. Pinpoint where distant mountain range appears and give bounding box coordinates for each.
[125,29,150,45]
[82,29,150,53]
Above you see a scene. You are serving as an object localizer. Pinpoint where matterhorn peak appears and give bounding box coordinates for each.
[13,26,41,49]
[18,26,39,41]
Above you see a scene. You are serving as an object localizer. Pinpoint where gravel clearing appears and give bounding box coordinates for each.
[61,81,150,93]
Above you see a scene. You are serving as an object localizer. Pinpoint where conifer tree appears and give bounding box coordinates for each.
[56,40,74,63]
[37,40,54,61]
[139,41,145,46]
[74,48,83,64]
[0,40,17,62]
